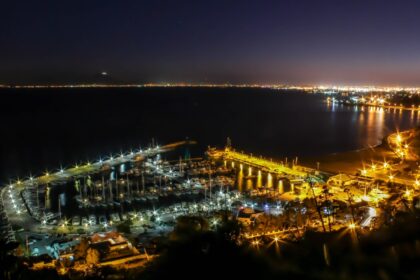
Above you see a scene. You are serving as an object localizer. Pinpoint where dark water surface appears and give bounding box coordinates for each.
[1,87,419,184]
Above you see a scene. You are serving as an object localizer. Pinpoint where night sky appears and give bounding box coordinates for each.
[2,0,420,85]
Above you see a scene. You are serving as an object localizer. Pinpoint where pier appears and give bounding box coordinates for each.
[4,141,189,189]
[208,147,322,181]
[0,141,192,227]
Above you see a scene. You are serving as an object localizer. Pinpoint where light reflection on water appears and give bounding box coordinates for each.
[233,161,279,191]
[48,103,420,212]
[233,103,420,190]
[326,103,420,149]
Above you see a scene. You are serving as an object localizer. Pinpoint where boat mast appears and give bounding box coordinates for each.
[101,175,105,201]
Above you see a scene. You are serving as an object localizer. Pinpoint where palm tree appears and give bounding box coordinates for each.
[344,188,356,224]
[0,239,19,280]
[308,181,326,233]
[322,186,332,232]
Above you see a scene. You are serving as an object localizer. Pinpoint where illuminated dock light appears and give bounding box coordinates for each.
[405,189,412,199]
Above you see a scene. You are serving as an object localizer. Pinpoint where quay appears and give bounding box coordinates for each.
[207,147,323,182]
[0,141,191,230]
[4,141,189,190]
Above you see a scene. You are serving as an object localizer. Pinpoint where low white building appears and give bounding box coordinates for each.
[327,173,355,188]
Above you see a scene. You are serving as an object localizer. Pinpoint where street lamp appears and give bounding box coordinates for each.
[405,189,412,200]
[252,240,260,247]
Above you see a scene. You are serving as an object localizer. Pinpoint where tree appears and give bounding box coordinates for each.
[308,181,327,232]
[86,248,100,265]
[116,220,132,234]
[0,239,19,280]
[170,216,209,241]
[74,238,89,260]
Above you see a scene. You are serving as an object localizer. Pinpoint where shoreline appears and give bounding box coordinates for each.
[301,128,416,175]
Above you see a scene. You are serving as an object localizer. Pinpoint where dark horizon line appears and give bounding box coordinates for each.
[2,83,420,90]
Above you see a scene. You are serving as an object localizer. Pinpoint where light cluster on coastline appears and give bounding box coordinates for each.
[1,83,420,93]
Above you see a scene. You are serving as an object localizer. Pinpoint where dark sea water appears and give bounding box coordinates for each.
[1,87,419,185]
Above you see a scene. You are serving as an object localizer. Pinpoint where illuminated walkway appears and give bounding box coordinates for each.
[0,141,189,228]
[243,226,304,240]
[5,141,190,189]
[209,148,318,180]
